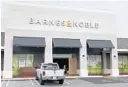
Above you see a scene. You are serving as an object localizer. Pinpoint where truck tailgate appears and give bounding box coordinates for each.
[43,69,64,76]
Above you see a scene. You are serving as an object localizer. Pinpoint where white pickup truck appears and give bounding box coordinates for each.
[35,63,65,85]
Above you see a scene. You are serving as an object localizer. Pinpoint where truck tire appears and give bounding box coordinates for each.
[59,79,64,84]
[39,77,45,85]
[35,73,38,80]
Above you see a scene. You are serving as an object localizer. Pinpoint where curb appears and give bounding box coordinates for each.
[2,76,128,81]
[1,78,35,81]
[1,76,80,81]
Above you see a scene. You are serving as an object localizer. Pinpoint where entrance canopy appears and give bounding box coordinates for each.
[87,39,114,48]
[13,37,46,47]
[52,38,82,48]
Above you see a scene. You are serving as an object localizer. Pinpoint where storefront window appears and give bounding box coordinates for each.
[88,55,102,75]
[13,54,34,77]
[118,55,128,74]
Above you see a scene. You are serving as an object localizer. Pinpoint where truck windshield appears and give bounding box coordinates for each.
[42,64,59,70]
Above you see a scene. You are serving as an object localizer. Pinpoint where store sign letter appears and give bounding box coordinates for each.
[29,18,99,29]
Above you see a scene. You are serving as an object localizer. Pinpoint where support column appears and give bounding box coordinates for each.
[3,33,13,78]
[103,52,107,74]
[79,39,88,77]
[44,37,53,63]
[110,48,119,76]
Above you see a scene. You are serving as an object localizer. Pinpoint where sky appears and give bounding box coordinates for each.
[1,1,128,37]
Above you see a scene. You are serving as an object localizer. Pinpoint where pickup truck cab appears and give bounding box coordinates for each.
[36,63,65,85]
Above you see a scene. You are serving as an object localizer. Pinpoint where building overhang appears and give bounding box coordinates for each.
[53,38,82,48]
[13,36,46,47]
[87,39,114,48]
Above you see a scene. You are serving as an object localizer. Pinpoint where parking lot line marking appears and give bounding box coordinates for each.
[64,81,69,84]
[1,80,4,86]
[5,80,10,87]
[29,79,34,85]
[34,80,40,85]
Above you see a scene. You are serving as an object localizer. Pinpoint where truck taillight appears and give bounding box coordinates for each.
[42,71,45,76]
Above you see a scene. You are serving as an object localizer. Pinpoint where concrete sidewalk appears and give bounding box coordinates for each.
[1,75,128,81]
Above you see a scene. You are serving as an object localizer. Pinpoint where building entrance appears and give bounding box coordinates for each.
[53,56,77,75]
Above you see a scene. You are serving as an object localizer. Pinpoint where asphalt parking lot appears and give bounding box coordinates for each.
[1,79,80,87]
[1,77,128,87]
[80,77,128,84]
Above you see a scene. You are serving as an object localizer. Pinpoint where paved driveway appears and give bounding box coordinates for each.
[1,77,128,87]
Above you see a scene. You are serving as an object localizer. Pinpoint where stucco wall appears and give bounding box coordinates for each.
[2,2,116,34]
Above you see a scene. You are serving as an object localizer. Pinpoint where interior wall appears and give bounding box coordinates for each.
[53,58,69,69]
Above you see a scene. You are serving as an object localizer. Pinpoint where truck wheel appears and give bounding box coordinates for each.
[59,79,64,84]
[39,78,45,85]
[35,74,38,80]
